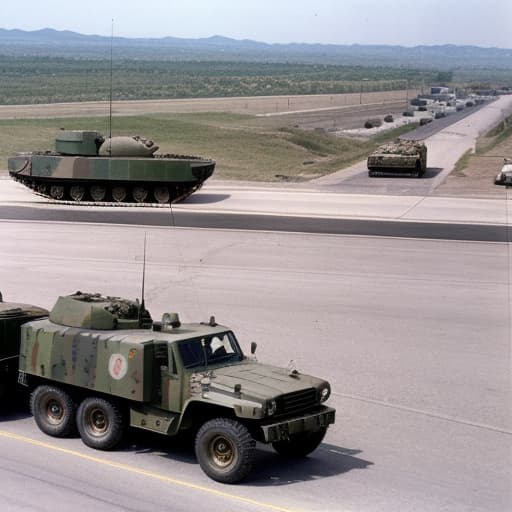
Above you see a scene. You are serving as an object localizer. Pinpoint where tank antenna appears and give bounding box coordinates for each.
[108,18,114,154]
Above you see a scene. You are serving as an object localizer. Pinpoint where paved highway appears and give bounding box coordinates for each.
[0,222,510,512]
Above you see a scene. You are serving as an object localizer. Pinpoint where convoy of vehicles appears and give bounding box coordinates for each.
[1,291,335,483]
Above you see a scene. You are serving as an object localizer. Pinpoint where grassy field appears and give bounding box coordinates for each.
[0,57,430,105]
[0,112,418,181]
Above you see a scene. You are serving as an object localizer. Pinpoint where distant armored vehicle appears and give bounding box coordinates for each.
[364,118,382,128]
[494,158,512,185]
[0,293,48,401]
[8,130,215,204]
[19,292,335,483]
[367,140,427,177]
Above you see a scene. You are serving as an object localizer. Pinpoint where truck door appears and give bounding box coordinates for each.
[160,344,183,412]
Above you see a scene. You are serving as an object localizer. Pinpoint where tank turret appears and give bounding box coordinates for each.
[48,292,152,330]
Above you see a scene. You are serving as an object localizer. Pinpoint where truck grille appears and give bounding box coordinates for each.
[278,388,317,415]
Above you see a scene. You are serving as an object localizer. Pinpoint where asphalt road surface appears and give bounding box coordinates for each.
[0,202,508,242]
[0,222,510,512]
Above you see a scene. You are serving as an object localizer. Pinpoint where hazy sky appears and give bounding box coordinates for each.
[2,0,512,48]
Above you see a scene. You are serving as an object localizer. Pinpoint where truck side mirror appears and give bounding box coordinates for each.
[250,342,257,355]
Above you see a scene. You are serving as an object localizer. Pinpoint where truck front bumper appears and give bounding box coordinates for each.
[260,406,336,443]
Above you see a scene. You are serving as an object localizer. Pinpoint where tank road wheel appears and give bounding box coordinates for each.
[272,427,327,458]
[36,183,47,195]
[153,186,170,204]
[112,186,127,202]
[30,385,76,437]
[90,185,106,202]
[70,185,86,201]
[77,397,125,450]
[49,185,65,200]
[132,186,148,203]
[195,418,255,483]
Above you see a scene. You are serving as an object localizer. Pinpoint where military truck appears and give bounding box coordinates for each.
[18,292,335,483]
[367,140,427,177]
[0,292,48,401]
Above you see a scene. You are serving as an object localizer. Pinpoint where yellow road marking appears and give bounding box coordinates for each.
[0,429,299,512]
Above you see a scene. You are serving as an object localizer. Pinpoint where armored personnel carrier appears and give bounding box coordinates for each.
[367,140,427,177]
[0,292,48,401]
[8,130,215,204]
[19,292,335,483]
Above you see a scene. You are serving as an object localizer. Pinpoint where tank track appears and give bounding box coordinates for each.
[10,174,203,206]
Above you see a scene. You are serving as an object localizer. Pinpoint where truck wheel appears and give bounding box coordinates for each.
[76,397,125,450]
[30,385,76,437]
[195,418,255,483]
[272,427,327,457]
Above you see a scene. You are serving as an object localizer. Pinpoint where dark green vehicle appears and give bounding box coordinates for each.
[18,292,335,483]
[8,130,215,204]
[0,292,48,401]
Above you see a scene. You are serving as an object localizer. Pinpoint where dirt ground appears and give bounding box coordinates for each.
[433,137,512,198]
[0,90,413,121]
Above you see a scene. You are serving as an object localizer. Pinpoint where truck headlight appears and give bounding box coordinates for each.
[266,399,277,416]
[319,386,330,403]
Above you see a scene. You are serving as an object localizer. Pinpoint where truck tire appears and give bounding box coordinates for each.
[30,385,76,437]
[195,418,255,483]
[272,427,327,457]
[76,397,125,450]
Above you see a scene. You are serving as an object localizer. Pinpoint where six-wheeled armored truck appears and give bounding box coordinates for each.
[17,292,335,483]
[367,140,427,177]
[0,293,48,401]
[8,130,215,204]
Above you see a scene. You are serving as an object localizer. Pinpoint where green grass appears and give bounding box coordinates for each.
[453,149,472,175]
[0,113,420,181]
[476,115,512,154]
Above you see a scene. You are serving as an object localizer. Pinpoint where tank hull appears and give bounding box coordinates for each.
[9,153,215,204]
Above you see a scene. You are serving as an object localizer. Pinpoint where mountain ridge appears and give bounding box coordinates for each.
[1,27,511,69]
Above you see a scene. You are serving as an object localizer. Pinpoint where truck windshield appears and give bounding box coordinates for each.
[178,331,243,369]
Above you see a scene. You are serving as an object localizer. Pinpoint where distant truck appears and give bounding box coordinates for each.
[367,140,427,177]
[16,292,335,483]
[494,158,512,185]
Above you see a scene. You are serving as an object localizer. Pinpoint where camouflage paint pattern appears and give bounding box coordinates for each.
[8,130,215,203]
[18,292,335,440]
[367,140,427,173]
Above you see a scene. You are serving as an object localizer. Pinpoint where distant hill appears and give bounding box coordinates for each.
[1,28,512,69]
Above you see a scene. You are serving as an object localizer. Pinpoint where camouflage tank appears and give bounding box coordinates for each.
[8,130,215,204]
[0,292,48,401]
[367,140,427,177]
[18,291,335,483]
